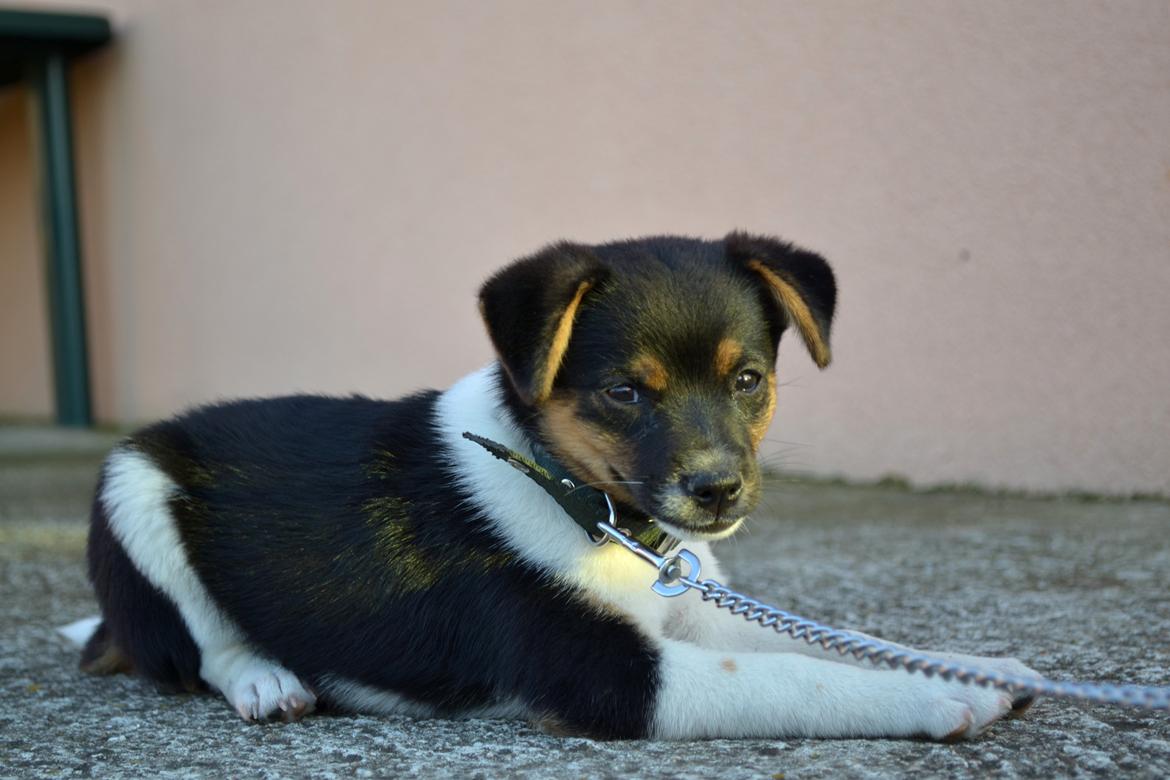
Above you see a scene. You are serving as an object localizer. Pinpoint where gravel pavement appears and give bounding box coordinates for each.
[1,429,1168,779]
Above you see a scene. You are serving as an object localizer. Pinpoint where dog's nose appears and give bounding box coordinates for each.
[683,473,744,514]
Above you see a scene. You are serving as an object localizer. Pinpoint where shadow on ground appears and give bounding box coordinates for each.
[1,430,1167,779]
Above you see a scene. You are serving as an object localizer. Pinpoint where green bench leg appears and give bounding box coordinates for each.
[30,51,92,427]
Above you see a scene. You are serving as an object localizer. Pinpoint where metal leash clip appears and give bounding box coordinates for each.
[590,495,700,597]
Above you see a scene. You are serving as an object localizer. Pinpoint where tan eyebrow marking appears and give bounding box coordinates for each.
[629,354,668,392]
[715,337,743,376]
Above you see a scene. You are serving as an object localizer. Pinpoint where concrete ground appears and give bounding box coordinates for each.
[1,426,1168,779]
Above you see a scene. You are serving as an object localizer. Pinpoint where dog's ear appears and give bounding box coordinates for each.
[479,242,607,405]
[725,231,837,368]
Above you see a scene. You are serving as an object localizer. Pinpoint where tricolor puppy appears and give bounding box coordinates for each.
[79,233,1037,740]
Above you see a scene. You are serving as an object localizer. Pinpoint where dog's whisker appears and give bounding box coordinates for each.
[760,450,801,459]
[566,480,646,495]
[759,456,809,469]
[761,438,811,448]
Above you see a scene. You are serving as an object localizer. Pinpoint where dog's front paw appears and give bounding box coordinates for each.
[227,661,317,723]
[944,654,1044,715]
[920,682,1014,741]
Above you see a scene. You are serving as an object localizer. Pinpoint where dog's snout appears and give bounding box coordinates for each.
[683,472,744,513]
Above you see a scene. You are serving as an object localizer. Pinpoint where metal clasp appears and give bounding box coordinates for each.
[589,493,702,597]
[651,549,700,597]
[589,492,618,546]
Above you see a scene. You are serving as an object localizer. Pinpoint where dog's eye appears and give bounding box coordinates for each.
[734,370,763,394]
[605,384,640,404]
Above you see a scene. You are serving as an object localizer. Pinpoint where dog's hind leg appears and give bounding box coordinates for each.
[97,448,316,721]
[86,478,202,691]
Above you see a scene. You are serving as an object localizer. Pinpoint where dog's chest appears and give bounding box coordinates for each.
[566,546,673,634]
[564,541,718,639]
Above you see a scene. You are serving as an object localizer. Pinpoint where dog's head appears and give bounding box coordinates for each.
[479,232,835,541]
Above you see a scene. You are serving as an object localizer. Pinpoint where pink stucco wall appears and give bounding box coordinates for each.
[2,1,1168,494]
[0,87,54,418]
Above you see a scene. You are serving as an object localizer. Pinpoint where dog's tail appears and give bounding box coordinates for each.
[58,615,132,675]
[57,614,101,647]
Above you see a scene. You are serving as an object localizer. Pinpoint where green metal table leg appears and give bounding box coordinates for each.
[30,51,92,427]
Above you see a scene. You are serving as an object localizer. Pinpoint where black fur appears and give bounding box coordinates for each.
[91,391,658,738]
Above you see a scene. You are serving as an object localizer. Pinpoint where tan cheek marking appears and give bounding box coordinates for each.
[720,658,738,673]
[746,260,831,368]
[629,354,668,392]
[715,337,743,376]
[534,281,593,403]
[539,394,638,505]
[748,378,777,451]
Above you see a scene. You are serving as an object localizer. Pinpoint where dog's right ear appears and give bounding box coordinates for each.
[479,242,607,406]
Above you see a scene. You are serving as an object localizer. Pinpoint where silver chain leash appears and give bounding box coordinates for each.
[591,498,1170,712]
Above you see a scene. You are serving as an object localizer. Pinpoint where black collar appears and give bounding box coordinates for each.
[462,432,680,555]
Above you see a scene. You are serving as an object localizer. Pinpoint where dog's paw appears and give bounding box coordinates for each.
[227,661,317,723]
[920,682,1014,741]
[942,654,1044,715]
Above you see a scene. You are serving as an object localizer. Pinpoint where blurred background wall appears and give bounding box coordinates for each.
[2,0,1168,495]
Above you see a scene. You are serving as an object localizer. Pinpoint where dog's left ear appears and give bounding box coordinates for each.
[725,231,837,368]
[479,242,608,405]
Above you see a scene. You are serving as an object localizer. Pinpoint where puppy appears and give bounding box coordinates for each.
[79,232,1037,739]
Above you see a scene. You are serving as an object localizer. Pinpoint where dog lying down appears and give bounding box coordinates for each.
[68,232,1038,740]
